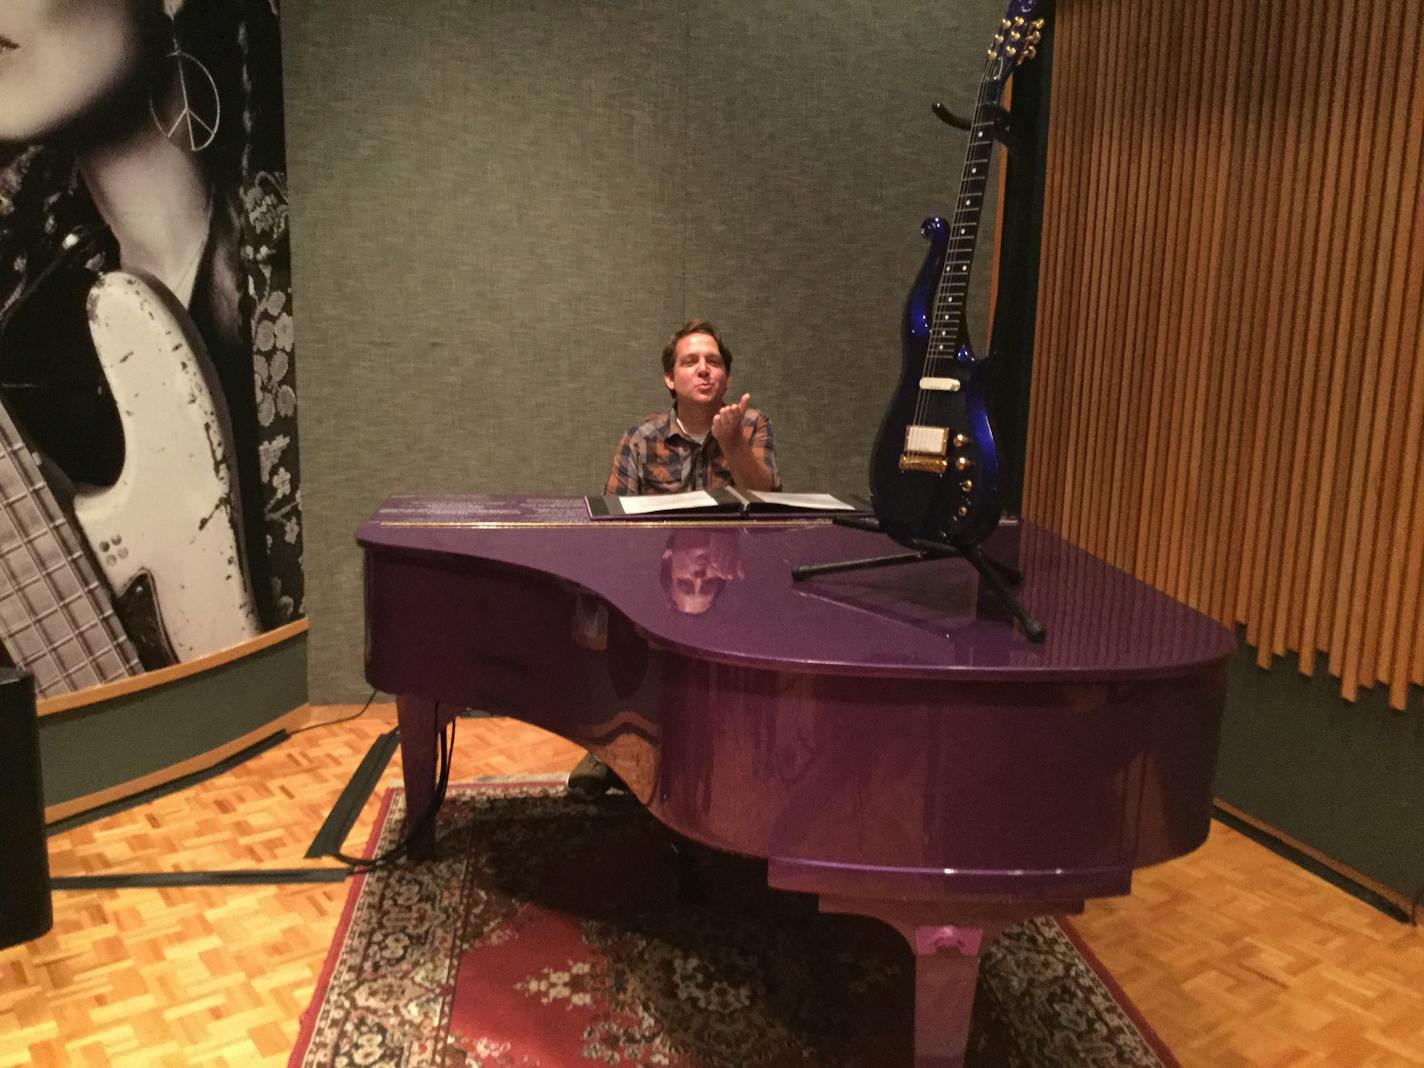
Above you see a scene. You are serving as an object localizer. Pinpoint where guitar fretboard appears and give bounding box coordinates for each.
[926,62,1003,372]
[0,404,142,696]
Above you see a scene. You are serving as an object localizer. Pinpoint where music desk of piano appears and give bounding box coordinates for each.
[359,495,1234,1067]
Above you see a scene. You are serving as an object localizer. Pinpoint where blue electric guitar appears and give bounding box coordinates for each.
[868,1,1044,548]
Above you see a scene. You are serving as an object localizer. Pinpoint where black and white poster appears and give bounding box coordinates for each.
[0,0,303,698]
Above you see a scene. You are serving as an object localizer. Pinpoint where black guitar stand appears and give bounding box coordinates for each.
[932,101,1027,159]
[791,515,1047,643]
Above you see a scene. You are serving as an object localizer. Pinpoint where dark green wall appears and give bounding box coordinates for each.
[1218,637,1424,906]
[38,634,307,809]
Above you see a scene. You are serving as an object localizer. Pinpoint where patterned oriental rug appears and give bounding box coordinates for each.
[292,779,1177,1067]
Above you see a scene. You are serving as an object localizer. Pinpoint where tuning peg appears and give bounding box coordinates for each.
[1032,18,1046,29]
[986,47,998,59]
[1004,44,1017,57]
[1023,45,1037,60]
[1001,18,1012,28]
[1010,30,1022,41]
[1012,15,1025,26]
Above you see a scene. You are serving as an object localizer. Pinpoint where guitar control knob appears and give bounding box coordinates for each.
[957,505,970,517]
[960,480,973,493]
[953,433,969,448]
[955,456,973,471]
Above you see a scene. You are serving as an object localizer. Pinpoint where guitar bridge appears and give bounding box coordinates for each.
[900,454,949,475]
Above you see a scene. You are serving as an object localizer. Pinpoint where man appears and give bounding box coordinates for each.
[604,319,780,495]
[569,320,778,800]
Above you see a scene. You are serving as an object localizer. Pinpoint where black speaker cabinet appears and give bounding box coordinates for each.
[0,668,52,948]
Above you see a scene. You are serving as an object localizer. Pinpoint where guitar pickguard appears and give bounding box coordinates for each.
[113,571,178,669]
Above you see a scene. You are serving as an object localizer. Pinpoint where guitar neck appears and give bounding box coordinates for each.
[0,403,143,696]
[931,88,1000,347]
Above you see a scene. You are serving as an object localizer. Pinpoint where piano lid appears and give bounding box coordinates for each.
[359,494,1236,683]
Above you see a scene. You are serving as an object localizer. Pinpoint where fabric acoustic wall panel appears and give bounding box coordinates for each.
[679,0,1003,492]
[286,0,1010,700]
[1025,0,1424,711]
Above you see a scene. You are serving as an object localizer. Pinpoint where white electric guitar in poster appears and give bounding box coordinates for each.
[0,271,260,698]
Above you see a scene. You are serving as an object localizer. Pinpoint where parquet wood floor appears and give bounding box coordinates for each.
[2,706,1421,1066]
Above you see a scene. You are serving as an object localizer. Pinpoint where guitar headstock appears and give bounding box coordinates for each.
[986,0,1046,78]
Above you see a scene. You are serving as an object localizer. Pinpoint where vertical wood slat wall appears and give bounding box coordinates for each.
[1025,0,1424,710]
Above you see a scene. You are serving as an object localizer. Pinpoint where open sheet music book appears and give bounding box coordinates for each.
[586,489,871,520]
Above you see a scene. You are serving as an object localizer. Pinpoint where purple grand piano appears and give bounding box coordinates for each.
[360,495,1234,1067]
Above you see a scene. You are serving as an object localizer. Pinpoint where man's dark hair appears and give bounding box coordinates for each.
[661,319,734,379]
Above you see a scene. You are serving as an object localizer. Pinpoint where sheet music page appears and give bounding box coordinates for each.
[750,492,856,511]
[616,490,720,514]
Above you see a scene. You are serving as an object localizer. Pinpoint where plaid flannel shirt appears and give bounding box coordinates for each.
[605,408,781,495]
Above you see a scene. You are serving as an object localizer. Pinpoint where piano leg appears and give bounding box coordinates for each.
[819,895,1083,1067]
[908,945,986,1068]
[395,694,443,861]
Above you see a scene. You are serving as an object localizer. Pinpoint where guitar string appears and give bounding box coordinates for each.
[927,57,996,391]
[915,53,995,438]
[0,443,137,687]
[924,52,994,398]
[0,224,141,691]
[910,50,1001,440]
[0,414,136,690]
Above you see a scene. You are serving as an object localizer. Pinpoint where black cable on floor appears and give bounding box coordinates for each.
[46,731,290,837]
[305,728,401,859]
[51,869,349,889]
[323,708,457,871]
[288,689,378,736]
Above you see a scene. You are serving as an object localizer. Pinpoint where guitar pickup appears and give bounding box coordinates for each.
[918,376,961,392]
[904,425,949,455]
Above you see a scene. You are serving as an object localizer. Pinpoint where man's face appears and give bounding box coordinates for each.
[664,332,728,410]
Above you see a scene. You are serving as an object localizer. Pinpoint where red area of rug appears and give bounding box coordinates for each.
[293,780,1177,1067]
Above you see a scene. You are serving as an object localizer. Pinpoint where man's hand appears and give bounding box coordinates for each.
[711,393,751,453]
[711,393,777,491]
